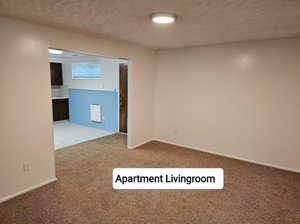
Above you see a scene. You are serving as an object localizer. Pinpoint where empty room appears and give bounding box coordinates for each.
[0,1,299,224]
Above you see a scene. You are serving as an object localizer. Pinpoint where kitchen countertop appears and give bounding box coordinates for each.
[52,96,69,100]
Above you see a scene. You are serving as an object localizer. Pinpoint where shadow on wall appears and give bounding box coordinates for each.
[68,88,118,132]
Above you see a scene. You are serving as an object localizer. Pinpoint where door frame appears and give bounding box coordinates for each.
[118,63,128,134]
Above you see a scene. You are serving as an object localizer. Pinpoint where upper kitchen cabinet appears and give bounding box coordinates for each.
[50,62,63,86]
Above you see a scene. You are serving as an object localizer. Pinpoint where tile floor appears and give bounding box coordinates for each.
[53,120,114,150]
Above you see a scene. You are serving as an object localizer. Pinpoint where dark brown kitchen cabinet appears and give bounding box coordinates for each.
[50,62,63,86]
[52,99,69,121]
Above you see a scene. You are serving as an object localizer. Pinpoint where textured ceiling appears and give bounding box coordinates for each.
[0,0,300,49]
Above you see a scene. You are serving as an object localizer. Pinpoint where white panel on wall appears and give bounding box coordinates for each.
[90,104,101,122]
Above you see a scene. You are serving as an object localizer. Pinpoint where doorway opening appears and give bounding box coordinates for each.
[48,48,129,150]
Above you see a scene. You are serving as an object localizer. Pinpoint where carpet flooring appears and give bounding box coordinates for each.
[0,134,299,224]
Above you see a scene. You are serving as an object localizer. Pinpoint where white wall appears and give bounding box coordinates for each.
[154,38,300,172]
[50,56,127,97]
[0,16,155,201]
[62,57,126,92]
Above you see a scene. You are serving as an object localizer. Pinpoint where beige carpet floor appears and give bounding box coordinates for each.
[0,134,299,224]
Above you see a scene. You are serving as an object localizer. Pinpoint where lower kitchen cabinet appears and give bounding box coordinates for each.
[52,99,69,121]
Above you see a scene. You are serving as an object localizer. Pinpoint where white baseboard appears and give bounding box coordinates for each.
[127,138,153,149]
[0,177,57,203]
[154,138,300,173]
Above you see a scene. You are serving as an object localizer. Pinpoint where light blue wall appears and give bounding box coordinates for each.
[68,88,118,132]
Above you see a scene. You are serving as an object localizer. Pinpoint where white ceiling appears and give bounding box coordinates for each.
[49,50,99,59]
[1,0,300,49]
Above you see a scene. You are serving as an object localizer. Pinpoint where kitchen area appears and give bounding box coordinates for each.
[48,48,127,150]
[50,61,69,122]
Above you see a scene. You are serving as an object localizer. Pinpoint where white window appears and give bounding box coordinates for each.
[72,62,102,79]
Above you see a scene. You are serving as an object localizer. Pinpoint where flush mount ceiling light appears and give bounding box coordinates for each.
[151,12,177,24]
[48,48,63,54]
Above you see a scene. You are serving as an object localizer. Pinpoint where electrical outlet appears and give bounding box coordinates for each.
[23,162,30,172]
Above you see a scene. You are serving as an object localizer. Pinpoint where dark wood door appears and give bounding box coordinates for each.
[52,99,69,121]
[50,62,63,86]
[119,64,128,133]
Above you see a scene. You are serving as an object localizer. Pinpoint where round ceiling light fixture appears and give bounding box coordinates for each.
[151,12,177,24]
